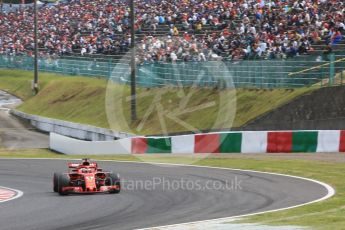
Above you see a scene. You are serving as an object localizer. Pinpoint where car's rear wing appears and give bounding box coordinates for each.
[68,163,98,168]
[68,163,80,168]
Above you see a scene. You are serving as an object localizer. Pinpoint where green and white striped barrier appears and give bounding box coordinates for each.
[132,130,345,154]
[50,130,345,155]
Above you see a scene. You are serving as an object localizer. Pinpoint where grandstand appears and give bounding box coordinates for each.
[0,0,344,88]
[0,0,344,58]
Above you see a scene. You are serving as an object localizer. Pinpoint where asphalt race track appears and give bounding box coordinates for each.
[0,159,330,230]
[0,91,48,149]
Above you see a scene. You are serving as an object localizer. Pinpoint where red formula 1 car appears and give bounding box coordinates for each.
[53,159,121,195]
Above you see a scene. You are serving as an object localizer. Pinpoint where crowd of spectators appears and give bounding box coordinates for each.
[0,0,344,62]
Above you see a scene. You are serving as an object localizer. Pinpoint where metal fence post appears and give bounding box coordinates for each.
[320,66,323,87]
[340,70,344,85]
[108,59,112,79]
[329,53,335,86]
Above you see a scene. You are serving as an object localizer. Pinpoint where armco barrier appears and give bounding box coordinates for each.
[50,133,131,154]
[11,110,133,141]
[51,130,345,155]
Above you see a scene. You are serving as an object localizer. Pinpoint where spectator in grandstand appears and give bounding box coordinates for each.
[331,31,343,45]
[0,0,344,62]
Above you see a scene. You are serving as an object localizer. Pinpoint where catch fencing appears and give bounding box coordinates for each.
[0,53,344,88]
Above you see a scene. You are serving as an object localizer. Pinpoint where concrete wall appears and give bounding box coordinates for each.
[241,118,345,131]
[11,110,133,141]
[50,130,345,155]
[50,133,131,155]
[241,86,345,131]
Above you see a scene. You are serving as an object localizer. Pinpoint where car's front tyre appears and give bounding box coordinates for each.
[58,174,70,195]
[53,172,59,192]
[107,173,121,194]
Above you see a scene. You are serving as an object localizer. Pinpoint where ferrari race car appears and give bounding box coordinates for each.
[53,159,121,195]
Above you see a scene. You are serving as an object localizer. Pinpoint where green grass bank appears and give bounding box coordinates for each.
[0,69,315,135]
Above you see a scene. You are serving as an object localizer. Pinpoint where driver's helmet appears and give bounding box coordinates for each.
[82,159,90,166]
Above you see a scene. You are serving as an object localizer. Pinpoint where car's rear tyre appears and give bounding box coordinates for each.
[107,173,121,194]
[53,172,60,192]
[58,174,70,195]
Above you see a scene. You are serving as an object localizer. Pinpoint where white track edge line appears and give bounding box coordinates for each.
[0,186,24,203]
[0,157,335,229]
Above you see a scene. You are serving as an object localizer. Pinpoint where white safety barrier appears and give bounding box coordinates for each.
[50,133,131,155]
[11,110,133,141]
[50,130,345,155]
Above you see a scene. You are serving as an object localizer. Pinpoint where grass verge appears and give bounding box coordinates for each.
[0,150,343,229]
[0,69,316,135]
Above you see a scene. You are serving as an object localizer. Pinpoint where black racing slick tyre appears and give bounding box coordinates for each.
[53,172,60,192]
[58,174,70,195]
[107,173,121,194]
